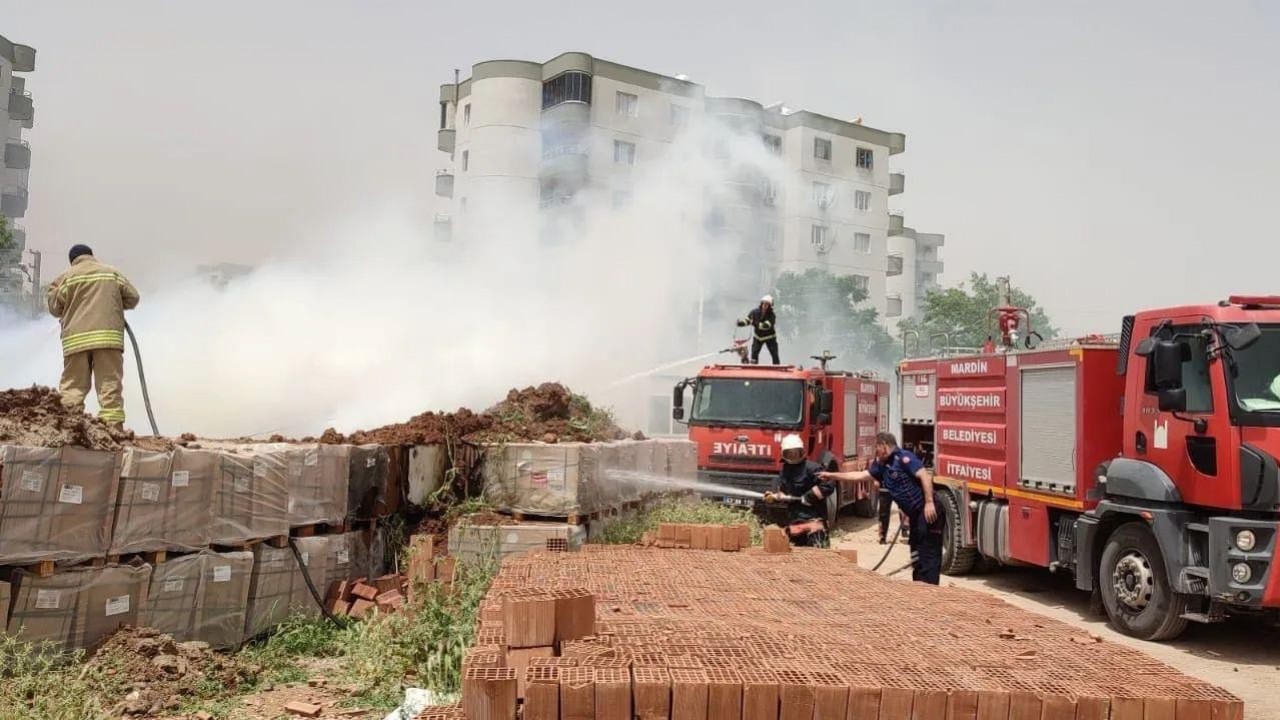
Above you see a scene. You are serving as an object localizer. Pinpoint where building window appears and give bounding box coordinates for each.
[762,135,782,154]
[814,137,832,161]
[856,147,874,170]
[616,92,639,118]
[811,224,830,250]
[852,274,870,293]
[463,104,471,126]
[812,181,833,208]
[614,140,637,166]
[853,232,871,253]
[461,150,469,172]
[854,190,872,212]
[612,190,632,208]
[760,179,777,206]
[763,224,780,248]
[439,102,448,130]
[670,103,688,129]
[542,71,592,110]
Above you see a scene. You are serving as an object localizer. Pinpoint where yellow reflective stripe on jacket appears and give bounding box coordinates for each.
[58,273,125,294]
[755,333,777,341]
[62,329,125,352]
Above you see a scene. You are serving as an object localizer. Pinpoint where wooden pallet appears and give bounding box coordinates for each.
[211,534,291,552]
[105,549,169,565]
[290,517,377,538]
[509,510,596,526]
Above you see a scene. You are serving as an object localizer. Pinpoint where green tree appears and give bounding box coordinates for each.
[0,215,13,254]
[898,272,1058,351]
[771,268,899,370]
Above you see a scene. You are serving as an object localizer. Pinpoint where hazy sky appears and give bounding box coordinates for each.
[5,0,1279,334]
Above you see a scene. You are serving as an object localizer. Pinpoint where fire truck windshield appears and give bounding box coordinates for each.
[690,378,804,427]
[1230,324,1280,416]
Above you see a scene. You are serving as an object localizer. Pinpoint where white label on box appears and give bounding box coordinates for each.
[212,565,231,583]
[171,470,190,487]
[19,470,43,493]
[163,578,184,593]
[366,457,377,469]
[300,552,310,566]
[287,498,295,513]
[506,532,520,544]
[253,461,267,478]
[234,475,251,492]
[305,452,319,467]
[105,595,131,617]
[35,589,60,609]
[58,484,84,505]
[141,482,161,502]
[546,468,565,489]
[336,548,350,564]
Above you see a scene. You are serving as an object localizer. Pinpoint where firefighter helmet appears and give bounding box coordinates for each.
[761,294,773,305]
[781,434,805,464]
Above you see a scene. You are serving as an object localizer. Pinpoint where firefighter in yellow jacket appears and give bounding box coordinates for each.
[46,245,140,426]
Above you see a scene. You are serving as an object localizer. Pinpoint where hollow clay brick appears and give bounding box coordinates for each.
[1143,697,1176,720]
[594,667,632,720]
[560,667,596,720]
[634,667,673,720]
[351,582,379,601]
[659,524,677,542]
[349,598,376,618]
[554,587,596,643]
[944,690,977,720]
[707,669,744,720]
[707,526,724,553]
[1175,699,1211,720]
[1039,696,1075,720]
[911,690,947,720]
[1007,691,1041,720]
[505,646,554,699]
[672,668,710,720]
[847,687,881,720]
[975,691,1009,720]
[462,667,517,720]
[879,688,914,720]
[777,674,815,720]
[814,684,849,720]
[1110,697,1144,720]
[763,526,791,554]
[1209,699,1244,720]
[675,524,693,549]
[503,593,556,648]
[720,527,740,552]
[373,574,401,594]
[436,556,457,583]
[691,525,710,550]
[838,549,859,563]
[1073,697,1110,720]
[524,667,559,720]
[736,524,751,548]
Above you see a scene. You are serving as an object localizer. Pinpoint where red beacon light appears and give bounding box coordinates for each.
[1228,295,1280,309]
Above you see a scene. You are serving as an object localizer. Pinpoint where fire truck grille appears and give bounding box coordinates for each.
[708,455,775,466]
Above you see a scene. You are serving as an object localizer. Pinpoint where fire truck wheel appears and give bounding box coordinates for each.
[852,491,878,518]
[938,489,976,575]
[825,490,841,532]
[1099,522,1188,641]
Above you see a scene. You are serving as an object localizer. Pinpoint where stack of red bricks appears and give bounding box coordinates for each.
[639,524,752,551]
[423,545,1241,720]
[326,536,457,618]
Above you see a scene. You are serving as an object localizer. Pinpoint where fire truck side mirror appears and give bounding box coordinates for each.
[1224,322,1261,351]
[672,384,686,421]
[1158,388,1188,414]
[819,390,834,415]
[1148,340,1191,391]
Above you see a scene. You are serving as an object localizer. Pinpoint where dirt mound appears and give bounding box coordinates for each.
[87,626,257,717]
[0,386,176,452]
[330,383,626,446]
[0,386,124,451]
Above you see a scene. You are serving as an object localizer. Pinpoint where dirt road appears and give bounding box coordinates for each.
[835,516,1280,719]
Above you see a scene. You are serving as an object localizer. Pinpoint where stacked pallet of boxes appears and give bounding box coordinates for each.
[0,439,396,652]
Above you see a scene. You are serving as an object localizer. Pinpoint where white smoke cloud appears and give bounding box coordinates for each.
[1,115,792,438]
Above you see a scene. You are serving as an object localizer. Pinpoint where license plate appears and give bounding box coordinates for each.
[724,497,754,507]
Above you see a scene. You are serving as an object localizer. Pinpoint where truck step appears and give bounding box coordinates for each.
[1180,611,1225,624]
[1186,522,1210,534]
[1184,566,1210,579]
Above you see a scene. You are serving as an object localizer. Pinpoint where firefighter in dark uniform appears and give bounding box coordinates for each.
[820,432,943,584]
[737,295,779,365]
[763,434,835,547]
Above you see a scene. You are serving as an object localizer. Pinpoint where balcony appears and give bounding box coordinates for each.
[435,170,454,198]
[432,213,451,242]
[4,139,30,170]
[889,171,904,196]
[2,186,28,218]
[889,132,906,155]
[887,253,904,277]
[539,145,589,180]
[888,211,904,236]
[8,89,33,124]
[918,258,944,275]
[437,128,455,154]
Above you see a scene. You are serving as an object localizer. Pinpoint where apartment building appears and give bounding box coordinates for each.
[886,225,945,326]
[1,32,35,302]
[433,52,934,325]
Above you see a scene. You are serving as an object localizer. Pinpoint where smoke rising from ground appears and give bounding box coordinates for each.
[0,116,791,438]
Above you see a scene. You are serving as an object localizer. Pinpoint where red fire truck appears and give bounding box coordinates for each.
[898,295,1280,640]
[672,355,891,529]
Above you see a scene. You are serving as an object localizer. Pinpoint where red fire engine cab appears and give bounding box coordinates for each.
[673,355,890,529]
[899,295,1280,640]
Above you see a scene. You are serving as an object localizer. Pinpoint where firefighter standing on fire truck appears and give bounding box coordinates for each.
[763,434,835,547]
[820,432,943,584]
[737,295,779,365]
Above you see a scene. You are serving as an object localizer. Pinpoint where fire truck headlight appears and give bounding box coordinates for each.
[1235,530,1257,552]
[1232,562,1253,584]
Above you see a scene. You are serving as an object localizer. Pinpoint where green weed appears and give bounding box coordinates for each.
[593,497,762,545]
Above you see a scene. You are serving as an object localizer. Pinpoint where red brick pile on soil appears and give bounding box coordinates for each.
[329,383,627,446]
[0,386,174,452]
[458,546,1243,720]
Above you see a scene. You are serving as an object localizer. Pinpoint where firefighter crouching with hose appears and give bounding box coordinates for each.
[763,434,835,547]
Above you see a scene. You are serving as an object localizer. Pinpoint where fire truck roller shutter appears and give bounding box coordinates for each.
[1020,366,1078,494]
